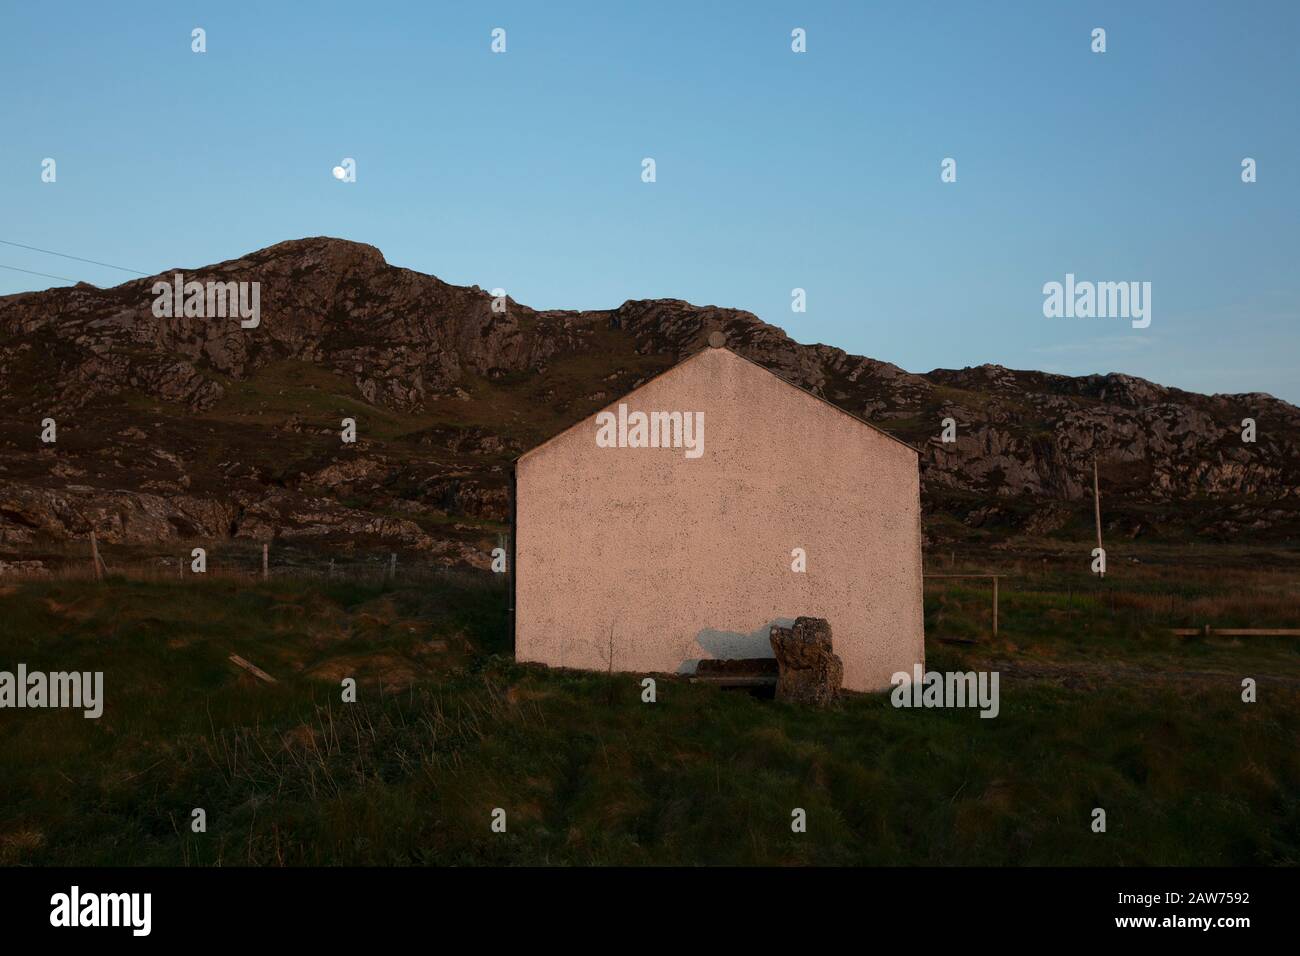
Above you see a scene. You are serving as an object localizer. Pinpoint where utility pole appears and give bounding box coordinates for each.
[1093,457,1104,580]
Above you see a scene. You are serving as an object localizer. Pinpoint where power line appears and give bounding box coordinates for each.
[0,239,147,276]
[0,263,78,283]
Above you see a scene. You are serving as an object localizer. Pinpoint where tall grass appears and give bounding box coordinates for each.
[1,558,1297,866]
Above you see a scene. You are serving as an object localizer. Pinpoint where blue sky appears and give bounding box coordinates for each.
[3,1,1297,401]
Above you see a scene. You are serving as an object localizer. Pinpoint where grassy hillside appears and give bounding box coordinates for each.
[1,563,1297,866]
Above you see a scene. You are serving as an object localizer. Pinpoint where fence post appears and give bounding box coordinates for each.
[262,543,269,581]
[90,531,103,581]
[1093,457,1105,580]
[992,576,999,637]
[389,552,396,581]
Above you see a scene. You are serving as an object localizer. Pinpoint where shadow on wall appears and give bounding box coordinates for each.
[678,619,794,674]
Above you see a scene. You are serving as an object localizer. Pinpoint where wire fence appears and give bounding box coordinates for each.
[0,537,505,590]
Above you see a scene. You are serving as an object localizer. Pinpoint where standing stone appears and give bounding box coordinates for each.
[769,617,843,706]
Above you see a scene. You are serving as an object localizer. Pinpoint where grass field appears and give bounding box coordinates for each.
[0,556,1297,866]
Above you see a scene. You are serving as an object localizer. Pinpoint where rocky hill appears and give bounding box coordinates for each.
[2,237,1297,569]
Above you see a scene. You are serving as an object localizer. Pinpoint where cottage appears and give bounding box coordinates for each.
[512,343,925,692]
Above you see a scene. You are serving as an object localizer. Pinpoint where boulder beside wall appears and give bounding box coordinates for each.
[768,617,843,706]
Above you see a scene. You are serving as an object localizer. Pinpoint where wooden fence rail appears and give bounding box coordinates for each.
[1169,627,1300,637]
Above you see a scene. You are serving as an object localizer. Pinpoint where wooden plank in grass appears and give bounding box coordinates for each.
[228,654,277,683]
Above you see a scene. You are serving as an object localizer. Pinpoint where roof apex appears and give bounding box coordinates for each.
[516,344,918,464]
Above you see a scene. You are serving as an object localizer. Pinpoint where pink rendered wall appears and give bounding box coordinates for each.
[514,347,925,692]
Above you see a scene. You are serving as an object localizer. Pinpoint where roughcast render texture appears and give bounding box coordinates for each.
[514,346,925,692]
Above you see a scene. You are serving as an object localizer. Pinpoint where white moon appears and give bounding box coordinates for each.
[331,166,346,180]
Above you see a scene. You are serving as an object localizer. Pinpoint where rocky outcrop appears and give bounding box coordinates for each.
[2,236,1297,564]
[0,559,50,576]
[0,486,238,545]
[769,618,844,707]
